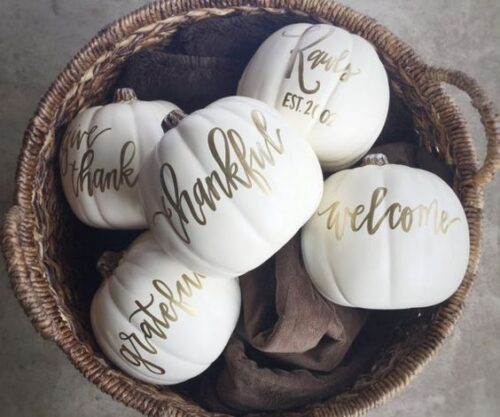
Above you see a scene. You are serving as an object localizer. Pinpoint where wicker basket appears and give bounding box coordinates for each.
[2,0,499,416]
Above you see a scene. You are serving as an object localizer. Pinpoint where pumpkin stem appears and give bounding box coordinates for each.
[113,88,138,102]
[162,109,187,133]
[361,153,389,166]
[97,251,124,280]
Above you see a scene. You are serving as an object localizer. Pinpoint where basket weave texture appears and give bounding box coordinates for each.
[2,1,499,416]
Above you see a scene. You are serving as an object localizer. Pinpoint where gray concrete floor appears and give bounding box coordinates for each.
[0,1,498,416]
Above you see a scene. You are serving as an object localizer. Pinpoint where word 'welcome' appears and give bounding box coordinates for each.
[318,187,461,240]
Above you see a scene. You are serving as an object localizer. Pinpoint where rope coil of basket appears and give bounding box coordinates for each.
[1,1,499,416]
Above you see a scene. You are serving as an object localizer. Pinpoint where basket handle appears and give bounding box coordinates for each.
[426,67,500,188]
[1,205,58,341]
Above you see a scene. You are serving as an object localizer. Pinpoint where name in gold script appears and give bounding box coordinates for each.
[60,125,138,197]
[153,110,285,244]
[318,187,461,240]
[283,26,361,95]
[118,272,205,376]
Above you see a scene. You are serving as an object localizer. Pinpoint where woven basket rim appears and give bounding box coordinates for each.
[2,1,499,417]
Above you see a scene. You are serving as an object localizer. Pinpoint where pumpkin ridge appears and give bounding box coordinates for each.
[185,108,278,249]
[151,132,238,277]
[272,23,312,115]
[62,105,104,227]
[87,106,118,229]
[192,102,287,249]
[325,171,354,307]
[310,27,355,140]
[381,165,394,308]
[96,258,235,370]
[129,101,142,180]
[92,293,210,385]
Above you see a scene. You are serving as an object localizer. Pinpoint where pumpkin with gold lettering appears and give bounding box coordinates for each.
[238,23,389,171]
[301,154,470,309]
[139,96,323,278]
[91,232,241,384]
[60,88,179,229]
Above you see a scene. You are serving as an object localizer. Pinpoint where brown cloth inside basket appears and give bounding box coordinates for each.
[116,49,245,112]
[194,234,371,412]
[177,13,308,59]
[239,235,367,372]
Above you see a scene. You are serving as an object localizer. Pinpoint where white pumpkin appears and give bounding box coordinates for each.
[139,96,323,278]
[91,232,241,385]
[301,154,470,309]
[60,88,179,229]
[238,23,390,171]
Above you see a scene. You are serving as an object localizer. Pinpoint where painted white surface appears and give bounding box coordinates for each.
[238,23,389,170]
[60,97,178,228]
[140,96,323,277]
[302,163,469,308]
[91,232,241,384]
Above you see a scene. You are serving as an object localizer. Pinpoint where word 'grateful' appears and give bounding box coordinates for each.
[118,272,205,375]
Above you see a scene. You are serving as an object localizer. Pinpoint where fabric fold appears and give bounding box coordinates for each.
[116,49,245,112]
